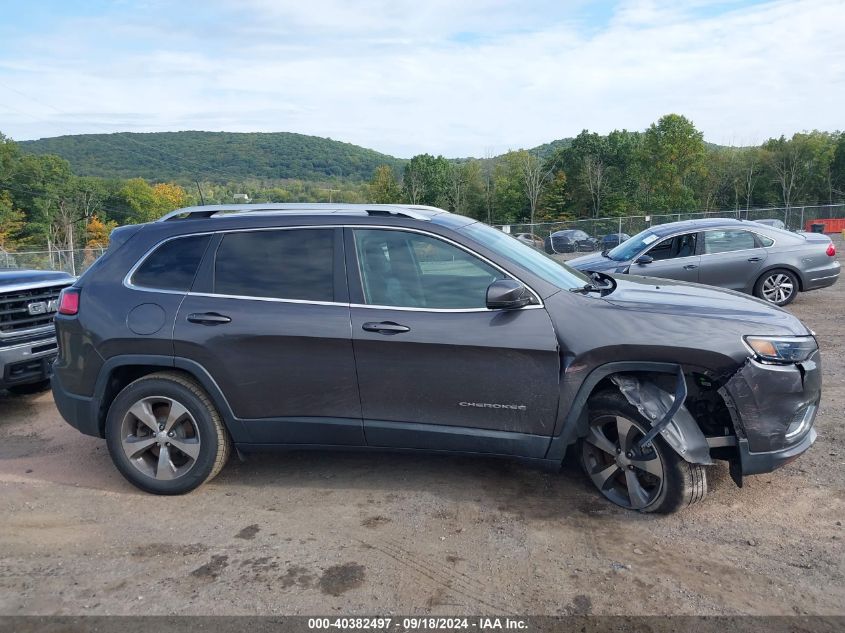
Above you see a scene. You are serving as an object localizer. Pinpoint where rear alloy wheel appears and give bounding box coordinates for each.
[119,396,202,481]
[581,391,707,513]
[105,372,230,494]
[755,269,798,306]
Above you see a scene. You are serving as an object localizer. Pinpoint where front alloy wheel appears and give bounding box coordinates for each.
[582,414,664,510]
[580,391,708,513]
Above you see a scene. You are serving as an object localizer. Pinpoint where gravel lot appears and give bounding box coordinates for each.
[1,237,843,616]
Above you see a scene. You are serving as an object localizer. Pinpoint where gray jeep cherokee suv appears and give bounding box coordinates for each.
[52,204,821,513]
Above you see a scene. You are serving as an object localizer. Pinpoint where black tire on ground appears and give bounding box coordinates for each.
[105,371,231,495]
[6,379,52,395]
[580,390,708,514]
[753,268,799,306]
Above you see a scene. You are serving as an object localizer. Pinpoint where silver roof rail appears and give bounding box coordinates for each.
[158,203,443,222]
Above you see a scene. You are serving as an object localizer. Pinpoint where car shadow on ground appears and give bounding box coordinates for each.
[1,386,740,521]
[210,447,736,521]
[0,395,606,518]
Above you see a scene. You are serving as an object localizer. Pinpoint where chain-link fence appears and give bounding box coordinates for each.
[0,247,106,276]
[3,203,845,273]
[496,204,845,253]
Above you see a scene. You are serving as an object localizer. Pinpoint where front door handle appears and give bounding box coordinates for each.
[747,256,763,262]
[683,264,698,270]
[187,312,232,326]
[362,321,410,335]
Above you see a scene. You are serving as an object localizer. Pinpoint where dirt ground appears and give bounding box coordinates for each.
[0,239,843,617]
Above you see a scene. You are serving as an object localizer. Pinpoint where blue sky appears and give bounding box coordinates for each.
[0,0,842,157]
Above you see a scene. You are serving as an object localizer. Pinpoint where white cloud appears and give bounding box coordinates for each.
[0,0,842,157]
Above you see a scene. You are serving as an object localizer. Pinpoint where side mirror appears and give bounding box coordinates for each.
[635,255,653,265]
[487,279,531,310]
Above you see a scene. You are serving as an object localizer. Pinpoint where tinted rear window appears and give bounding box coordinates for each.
[704,229,756,254]
[132,235,210,291]
[214,229,334,301]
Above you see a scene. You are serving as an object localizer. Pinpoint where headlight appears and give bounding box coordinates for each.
[743,335,817,364]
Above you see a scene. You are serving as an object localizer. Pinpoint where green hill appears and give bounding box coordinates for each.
[19,131,406,183]
[530,138,573,158]
[18,130,577,183]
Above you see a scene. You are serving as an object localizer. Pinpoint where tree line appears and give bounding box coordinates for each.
[0,131,373,252]
[372,114,845,226]
[2,114,844,253]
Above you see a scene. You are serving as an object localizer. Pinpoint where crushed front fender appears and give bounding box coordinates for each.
[611,373,713,465]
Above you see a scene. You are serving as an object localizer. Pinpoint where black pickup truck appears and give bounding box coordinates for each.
[1,269,74,394]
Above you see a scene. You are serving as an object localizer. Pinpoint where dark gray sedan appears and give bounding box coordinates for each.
[568,218,840,306]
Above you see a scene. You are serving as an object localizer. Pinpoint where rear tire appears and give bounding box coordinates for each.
[754,269,798,306]
[105,371,231,495]
[580,391,707,513]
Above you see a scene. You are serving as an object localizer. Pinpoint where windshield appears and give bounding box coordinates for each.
[606,229,660,261]
[457,222,589,290]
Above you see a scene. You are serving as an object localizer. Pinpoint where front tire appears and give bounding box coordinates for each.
[580,391,707,513]
[754,269,798,306]
[105,371,231,495]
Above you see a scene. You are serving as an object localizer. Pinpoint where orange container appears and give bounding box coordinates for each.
[804,218,845,233]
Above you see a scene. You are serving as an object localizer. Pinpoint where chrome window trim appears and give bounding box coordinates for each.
[349,302,543,313]
[123,224,544,312]
[188,291,346,307]
[123,231,216,294]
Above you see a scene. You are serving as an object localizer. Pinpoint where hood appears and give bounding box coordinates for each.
[602,274,810,336]
[568,252,625,273]
[0,269,74,287]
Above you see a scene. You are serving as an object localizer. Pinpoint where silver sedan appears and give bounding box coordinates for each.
[568,218,840,306]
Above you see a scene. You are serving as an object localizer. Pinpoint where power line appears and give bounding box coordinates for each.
[0,181,127,221]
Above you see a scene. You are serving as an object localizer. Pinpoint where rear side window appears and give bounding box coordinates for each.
[132,235,210,291]
[758,234,774,247]
[704,229,756,254]
[214,229,334,301]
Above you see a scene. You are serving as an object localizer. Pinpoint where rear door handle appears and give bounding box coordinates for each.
[187,312,232,325]
[747,256,763,262]
[683,264,698,270]
[362,321,410,335]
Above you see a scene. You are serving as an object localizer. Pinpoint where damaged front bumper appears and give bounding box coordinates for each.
[737,425,816,475]
[722,351,821,476]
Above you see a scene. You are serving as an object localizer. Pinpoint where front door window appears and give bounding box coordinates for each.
[354,229,503,309]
